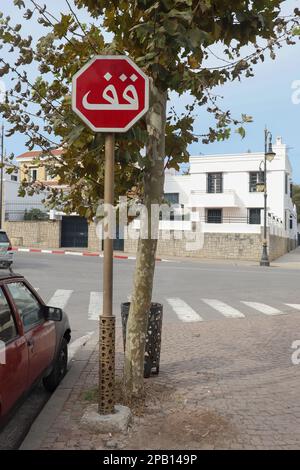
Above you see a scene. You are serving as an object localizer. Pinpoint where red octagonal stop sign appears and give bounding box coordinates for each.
[72,55,149,133]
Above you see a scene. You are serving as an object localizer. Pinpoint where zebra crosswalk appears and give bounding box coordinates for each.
[166,298,203,322]
[47,289,73,310]
[42,288,300,325]
[201,298,245,319]
[285,304,300,311]
[241,301,284,316]
[88,292,103,321]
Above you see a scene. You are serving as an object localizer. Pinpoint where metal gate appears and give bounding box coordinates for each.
[101,225,124,251]
[61,216,88,248]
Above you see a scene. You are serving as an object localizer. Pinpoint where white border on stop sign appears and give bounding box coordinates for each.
[72,55,150,133]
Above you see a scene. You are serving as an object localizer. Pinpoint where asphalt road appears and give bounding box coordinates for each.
[1,250,300,449]
[11,251,300,336]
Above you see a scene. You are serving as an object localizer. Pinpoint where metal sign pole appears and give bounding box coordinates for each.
[72,55,149,417]
[99,133,115,414]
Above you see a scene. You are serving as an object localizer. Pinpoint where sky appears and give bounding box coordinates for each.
[1,0,300,182]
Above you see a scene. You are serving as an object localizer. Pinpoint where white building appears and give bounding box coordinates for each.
[1,164,47,222]
[121,136,298,260]
[164,137,297,243]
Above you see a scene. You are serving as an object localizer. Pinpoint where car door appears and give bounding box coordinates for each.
[0,286,28,419]
[5,282,56,387]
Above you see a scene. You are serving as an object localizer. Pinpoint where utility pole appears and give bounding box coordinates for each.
[0,124,4,229]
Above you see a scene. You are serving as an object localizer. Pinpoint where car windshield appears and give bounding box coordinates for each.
[0,232,9,243]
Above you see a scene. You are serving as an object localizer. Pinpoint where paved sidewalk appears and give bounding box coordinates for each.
[20,311,300,450]
[272,246,300,270]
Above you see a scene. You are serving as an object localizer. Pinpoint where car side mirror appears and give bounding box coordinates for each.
[43,306,63,322]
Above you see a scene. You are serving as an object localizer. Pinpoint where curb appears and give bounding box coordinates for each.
[19,332,98,450]
[12,247,168,262]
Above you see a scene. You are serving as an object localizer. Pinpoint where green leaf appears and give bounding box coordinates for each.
[14,0,25,8]
[53,14,73,39]
[236,127,246,139]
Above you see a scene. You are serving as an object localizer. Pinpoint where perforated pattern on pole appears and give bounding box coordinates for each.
[99,315,115,414]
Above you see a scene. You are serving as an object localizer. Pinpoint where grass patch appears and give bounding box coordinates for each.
[82,387,98,403]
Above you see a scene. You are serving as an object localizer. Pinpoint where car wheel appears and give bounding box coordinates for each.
[43,338,68,392]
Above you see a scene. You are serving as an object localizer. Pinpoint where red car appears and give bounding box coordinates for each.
[0,271,71,425]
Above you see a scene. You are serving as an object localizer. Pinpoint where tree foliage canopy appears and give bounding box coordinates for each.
[0,0,299,217]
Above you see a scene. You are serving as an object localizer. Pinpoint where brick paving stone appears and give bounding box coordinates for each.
[30,315,300,450]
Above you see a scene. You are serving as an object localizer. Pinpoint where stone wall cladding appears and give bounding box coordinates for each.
[4,221,296,261]
[4,220,61,248]
[4,220,102,251]
[125,231,263,261]
[125,230,296,261]
[88,222,101,252]
[268,234,289,261]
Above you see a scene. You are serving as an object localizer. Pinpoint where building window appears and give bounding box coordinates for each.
[248,208,261,225]
[285,173,288,194]
[207,173,223,193]
[46,170,55,181]
[10,175,18,182]
[249,172,260,192]
[290,216,293,230]
[29,168,37,182]
[164,193,179,205]
[290,183,293,199]
[285,210,288,230]
[206,209,222,224]
[160,193,179,221]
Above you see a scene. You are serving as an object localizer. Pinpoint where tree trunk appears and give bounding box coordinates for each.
[124,83,167,399]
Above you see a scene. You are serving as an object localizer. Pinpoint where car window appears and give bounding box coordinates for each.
[0,232,9,243]
[7,282,43,331]
[0,287,17,343]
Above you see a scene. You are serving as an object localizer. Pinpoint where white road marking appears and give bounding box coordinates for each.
[47,289,73,309]
[202,299,245,318]
[18,248,30,252]
[166,298,203,322]
[65,251,83,256]
[88,291,103,320]
[285,304,300,311]
[68,332,94,361]
[241,301,284,316]
[41,250,52,254]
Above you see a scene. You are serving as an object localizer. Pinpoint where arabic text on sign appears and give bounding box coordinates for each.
[82,73,139,111]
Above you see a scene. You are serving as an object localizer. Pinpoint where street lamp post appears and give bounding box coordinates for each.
[258,128,276,267]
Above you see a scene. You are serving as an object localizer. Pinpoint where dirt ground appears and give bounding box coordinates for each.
[82,380,236,450]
